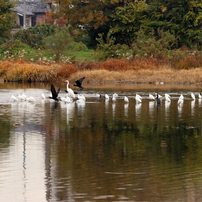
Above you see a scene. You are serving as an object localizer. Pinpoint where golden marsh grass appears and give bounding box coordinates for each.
[1,59,202,84]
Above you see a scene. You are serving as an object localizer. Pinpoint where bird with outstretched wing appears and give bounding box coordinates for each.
[74,77,85,90]
[50,84,60,101]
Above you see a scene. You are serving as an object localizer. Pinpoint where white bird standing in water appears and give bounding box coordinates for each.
[11,94,18,102]
[61,96,72,103]
[105,94,109,99]
[135,94,142,103]
[18,93,26,101]
[27,96,36,103]
[199,93,202,99]
[41,93,46,99]
[65,80,76,99]
[178,94,184,105]
[191,92,195,100]
[149,94,155,100]
[78,94,86,101]
[165,93,171,102]
[112,94,117,102]
[124,96,129,102]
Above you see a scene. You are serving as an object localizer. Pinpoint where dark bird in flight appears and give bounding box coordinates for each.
[49,84,60,101]
[74,77,85,90]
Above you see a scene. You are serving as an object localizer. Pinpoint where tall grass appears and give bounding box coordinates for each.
[0,60,77,82]
[1,55,202,83]
[69,67,202,83]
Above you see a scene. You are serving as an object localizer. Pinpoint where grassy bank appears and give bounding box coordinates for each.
[1,58,202,84]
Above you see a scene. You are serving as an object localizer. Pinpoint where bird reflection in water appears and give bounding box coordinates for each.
[124,103,129,117]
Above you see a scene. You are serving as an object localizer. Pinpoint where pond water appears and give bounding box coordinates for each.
[1,82,202,202]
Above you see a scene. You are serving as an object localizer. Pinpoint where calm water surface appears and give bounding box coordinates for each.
[1,82,202,202]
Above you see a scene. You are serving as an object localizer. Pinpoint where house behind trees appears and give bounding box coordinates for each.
[12,0,52,29]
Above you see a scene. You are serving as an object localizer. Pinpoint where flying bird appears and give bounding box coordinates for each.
[74,77,85,90]
[49,84,60,101]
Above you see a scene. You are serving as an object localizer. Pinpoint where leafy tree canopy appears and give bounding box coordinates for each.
[46,0,202,49]
[0,0,14,40]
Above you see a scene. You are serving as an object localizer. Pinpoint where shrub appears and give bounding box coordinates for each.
[43,27,74,61]
[174,56,202,69]
[0,40,32,60]
[13,30,42,48]
[98,59,133,71]
[96,33,133,60]
[13,24,55,48]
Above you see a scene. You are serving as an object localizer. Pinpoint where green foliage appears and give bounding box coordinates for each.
[0,0,14,39]
[43,27,74,61]
[13,24,55,48]
[51,0,202,50]
[28,24,55,38]
[96,32,133,60]
[13,30,42,48]
[132,28,176,59]
[111,0,148,45]
[0,40,33,60]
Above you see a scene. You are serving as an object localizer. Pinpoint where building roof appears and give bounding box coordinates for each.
[12,1,51,16]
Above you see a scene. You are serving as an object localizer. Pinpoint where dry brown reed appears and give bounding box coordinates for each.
[0,60,77,82]
[1,58,202,83]
[69,66,202,84]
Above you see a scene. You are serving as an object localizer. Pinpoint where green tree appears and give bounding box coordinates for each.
[43,28,73,61]
[14,24,55,48]
[111,0,148,46]
[145,0,202,49]
[0,0,14,42]
[50,0,202,50]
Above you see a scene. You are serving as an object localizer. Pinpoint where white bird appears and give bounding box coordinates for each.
[179,94,184,100]
[136,94,142,100]
[135,94,142,103]
[76,98,85,104]
[124,96,129,102]
[61,96,72,103]
[149,94,155,100]
[165,93,170,98]
[18,93,26,101]
[77,95,86,101]
[112,96,116,102]
[191,92,195,100]
[112,94,117,102]
[21,93,27,100]
[41,93,46,99]
[199,93,202,99]
[105,94,109,99]
[78,94,86,101]
[26,96,36,103]
[113,93,118,98]
[11,94,18,102]
[178,94,184,105]
[165,93,171,102]
[65,80,76,99]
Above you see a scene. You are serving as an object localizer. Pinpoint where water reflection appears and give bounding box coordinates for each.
[1,84,202,201]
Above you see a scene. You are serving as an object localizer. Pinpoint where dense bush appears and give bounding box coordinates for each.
[0,40,33,59]
[13,30,42,47]
[13,24,55,48]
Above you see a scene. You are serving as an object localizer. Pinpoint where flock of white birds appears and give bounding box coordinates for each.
[9,77,202,106]
[10,87,202,107]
